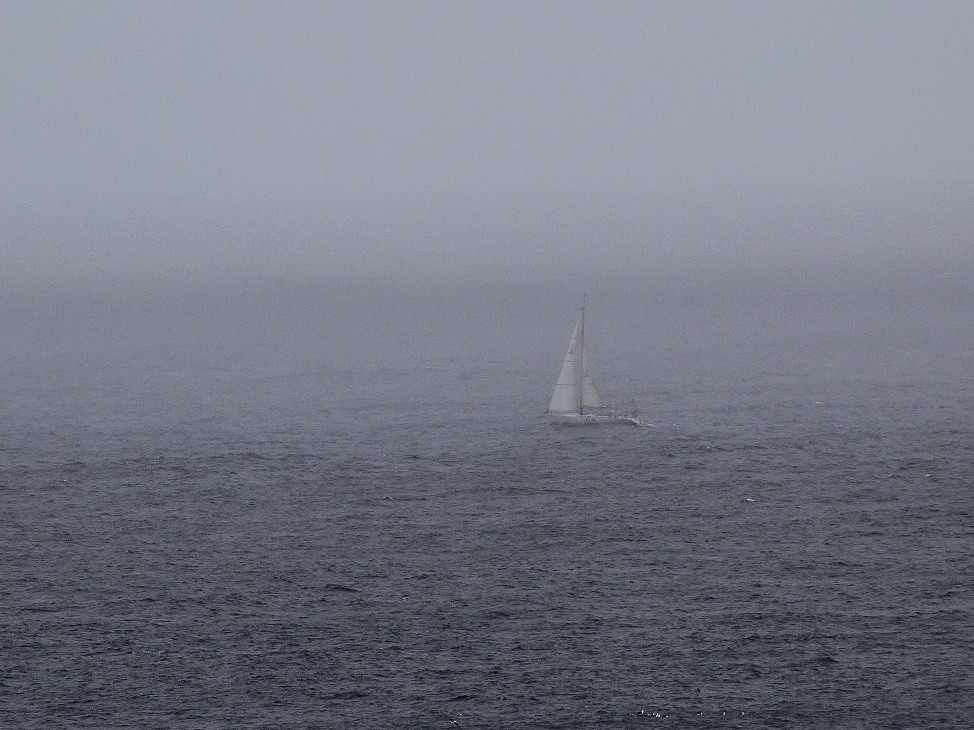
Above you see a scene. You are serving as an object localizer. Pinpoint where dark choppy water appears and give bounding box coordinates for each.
[2,325,972,728]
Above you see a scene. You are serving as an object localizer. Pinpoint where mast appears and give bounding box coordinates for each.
[577,295,586,414]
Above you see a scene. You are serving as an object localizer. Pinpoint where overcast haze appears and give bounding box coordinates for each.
[3,1,973,358]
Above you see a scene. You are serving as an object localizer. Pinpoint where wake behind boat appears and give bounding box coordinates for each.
[546,298,639,426]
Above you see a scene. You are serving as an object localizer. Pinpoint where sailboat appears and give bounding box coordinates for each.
[547,298,639,425]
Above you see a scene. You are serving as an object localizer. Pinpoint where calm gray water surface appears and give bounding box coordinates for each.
[2,320,972,728]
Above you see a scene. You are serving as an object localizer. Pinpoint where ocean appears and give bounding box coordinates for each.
[2,294,972,728]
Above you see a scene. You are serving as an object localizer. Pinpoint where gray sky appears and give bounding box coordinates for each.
[3,0,973,293]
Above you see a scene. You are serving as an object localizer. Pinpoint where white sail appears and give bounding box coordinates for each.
[547,298,639,426]
[580,339,602,409]
[548,313,583,413]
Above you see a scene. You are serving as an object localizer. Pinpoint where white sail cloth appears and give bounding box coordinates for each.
[548,311,603,414]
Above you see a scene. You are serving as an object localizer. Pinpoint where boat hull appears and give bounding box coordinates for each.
[548,412,639,426]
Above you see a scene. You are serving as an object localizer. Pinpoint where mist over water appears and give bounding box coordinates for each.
[3,2,974,726]
[6,178,973,368]
[3,260,973,728]
[4,187,974,727]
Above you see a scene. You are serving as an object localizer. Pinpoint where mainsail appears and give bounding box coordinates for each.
[580,338,602,410]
